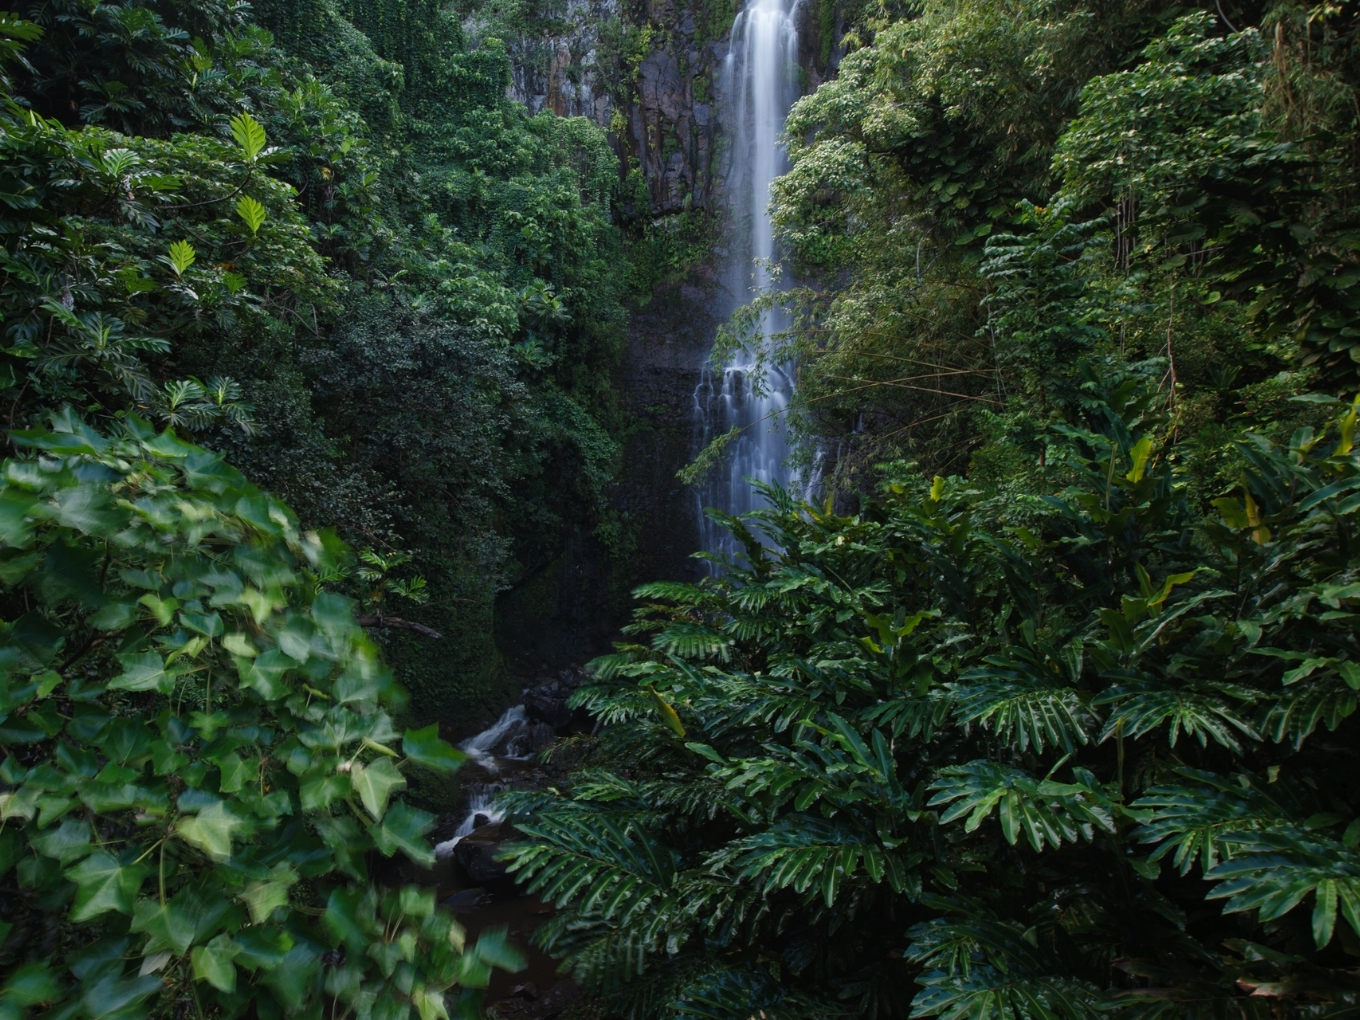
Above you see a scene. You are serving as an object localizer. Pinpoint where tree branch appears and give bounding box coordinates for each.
[355,613,443,640]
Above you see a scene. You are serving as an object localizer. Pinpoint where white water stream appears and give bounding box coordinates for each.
[693,0,803,564]
[433,706,528,860]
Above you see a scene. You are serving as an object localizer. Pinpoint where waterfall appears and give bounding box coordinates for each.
[432,706,531,861]
[457,704,532,772]
[694,0,802,565]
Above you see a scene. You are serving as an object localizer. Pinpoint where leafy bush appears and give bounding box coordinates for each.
[0,412,521,1020]
[505,377,1360,1019]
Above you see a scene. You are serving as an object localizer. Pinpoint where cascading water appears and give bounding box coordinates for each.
[694,0,803,564]
[432,705,529,860]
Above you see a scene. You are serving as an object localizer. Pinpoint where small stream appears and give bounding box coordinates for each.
[417,701,582,1018]
[434,705,528,860]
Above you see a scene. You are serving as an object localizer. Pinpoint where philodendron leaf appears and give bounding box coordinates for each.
[191,933,240,992]
[67,851,148,921]
[403,725,465,772]
[236,196,267,235]
[351,757,406,820]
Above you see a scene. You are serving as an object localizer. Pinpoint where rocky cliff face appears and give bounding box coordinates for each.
[473,0,843,216]
[484,0,846,676]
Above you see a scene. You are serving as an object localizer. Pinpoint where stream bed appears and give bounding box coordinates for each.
[411,676,593,1018]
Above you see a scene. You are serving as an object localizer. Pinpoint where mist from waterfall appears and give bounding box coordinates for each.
[693,0,802,567]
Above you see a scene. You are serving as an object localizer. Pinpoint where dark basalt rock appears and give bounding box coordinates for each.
[523,683,573,729]
[487,979,581,1020]
[454,821,520,887]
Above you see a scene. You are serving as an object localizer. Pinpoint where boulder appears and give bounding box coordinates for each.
[523,684,573,729]
[439,887,492,914]
[487,979,580,1020]
[453,821,519,887]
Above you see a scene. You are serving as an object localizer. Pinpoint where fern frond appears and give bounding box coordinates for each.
[1095,682,1259,751]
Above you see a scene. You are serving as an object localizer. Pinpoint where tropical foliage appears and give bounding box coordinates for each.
[756,0,1360,485]
[506,378,1360,1020]
[0,412,521,1020]
[0,0,630,723]
[0,5,622,1019]
[504,1,1360,1018]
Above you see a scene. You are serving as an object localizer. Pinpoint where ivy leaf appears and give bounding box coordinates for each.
[234,927,294,971]
[2,963,59,1007]
[403,725,465,772]
[32,817,93,864]
[236,196,267,235]
[229,113,267,161]
[191,933,239,992]
[109,651,180,694]
[369,802,435,866]
[240,866,297,924]
[215,753,254,793]
[351,757,406,819]
[67,851,148,921]
[131,897,199,955]
[176,802,244,861]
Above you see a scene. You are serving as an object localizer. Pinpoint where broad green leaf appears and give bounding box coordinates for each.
[137,593,178,626]
[167,239,196,276]
[191,933,239,992]
[234,927,293,970]
[236,195,267,235]
[229,113,267,161]
[351,757,406,819]
[469,927,525,974]
[131,897,199,955]
[369,802,435,866]
[2,963,59,1006]
[299,767,348,811]
[240,866,296,924]
[1126,436,1154,482]
[109,651,179,694]
[402,725,465,772]
[176,802,243,861]
[32,817,93,864]
[223,633,257,657]
[67,851,148,921]
[216,753,254,793]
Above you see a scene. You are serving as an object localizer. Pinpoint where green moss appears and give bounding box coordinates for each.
[818,0,838,65]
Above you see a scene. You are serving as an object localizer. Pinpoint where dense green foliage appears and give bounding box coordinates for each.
[508,380,1360,1019]
[0,0,629,723]
[506,2,1360,1018]
[757,0,1360,484]
[0,4,633,1020]
[0,412,522,1020]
